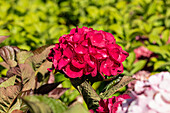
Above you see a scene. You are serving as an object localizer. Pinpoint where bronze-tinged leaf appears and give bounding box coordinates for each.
[0,85,21,113]
[35,82,62,95]
[25,45,55,71]
[35,60,52,77]
[0,75,16,88]
[6,66,21,78]
[32,45,54,55]
[48,88,68,99]
[99,76,135,99]
[0,61,10,69]
[19,64,36,91]
[0,77,7,84]
[0,46,20,67]
[0,36,9,44]
[16,51,33,64]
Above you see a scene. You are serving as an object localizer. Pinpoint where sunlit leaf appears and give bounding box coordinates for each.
[23,95,67,113]
[99,76,134,99]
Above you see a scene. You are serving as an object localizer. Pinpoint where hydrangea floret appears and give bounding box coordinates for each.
[117,72,170,113]
[47,27,129,78]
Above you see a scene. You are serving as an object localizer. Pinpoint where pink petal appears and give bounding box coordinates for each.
[64,65,83,78]
[74,45,88,54]
[104,32,116,44]
[58,58,70,70]
[71,59,86,69]
[90,33,106,48]
[63,47,73,58]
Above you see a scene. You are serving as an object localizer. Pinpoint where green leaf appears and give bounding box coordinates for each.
[64,103,89,113]
[99,76,134,99]
[127,52,136,69]
[0,75,16,88]
[154,61,170,70]
[23,95,67,113]
[0,85,21,113]
[71,79,100,110]
[130,60,147,74]
[162,29,170,43]
[147,45,170,58]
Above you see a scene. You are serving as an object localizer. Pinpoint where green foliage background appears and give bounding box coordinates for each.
[0,0,170,108]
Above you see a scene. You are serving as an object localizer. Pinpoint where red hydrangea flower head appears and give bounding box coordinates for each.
[47,27,129,78]
[96,94,131,113]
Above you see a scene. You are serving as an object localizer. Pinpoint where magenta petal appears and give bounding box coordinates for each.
[64,65,83,78]
[90,33,106,48]
[63,47,73,58]
[58,58,70,70]
[54,50,62,61]
[109,48,120,60]
[53,59,58,69]
[97,49,108,59]
[118,50,129,62]
[75,45,88,54]
[70,28,76,34]
[71,59,86,69]
[84,54,96,68]
[81,40,89,47]
[105,32,116,44]
[73,33,81,42]
[100,59,112,76]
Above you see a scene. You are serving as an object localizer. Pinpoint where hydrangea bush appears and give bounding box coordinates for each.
[117,72,170,113]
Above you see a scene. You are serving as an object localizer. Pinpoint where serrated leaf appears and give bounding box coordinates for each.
[99,76,134,99]
[0,36,9,44]
[0,75,16,88]
[16,51,33,64]
[19,64,35,91]
[23,95,67,113]
[0,85,21,113]
[71,79,100,110]
[25,45,54,71]
[130,60,147,74]
[6,66,21,78]
[35,60,52,77]
[9,99,21,113]
[64,103,89,113]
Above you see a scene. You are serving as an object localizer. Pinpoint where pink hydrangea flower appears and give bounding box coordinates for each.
[94,94,130,113]
[128,71,150,89]
[47,27,128,78]
[134,46,153,62]
[117,72,170,113]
